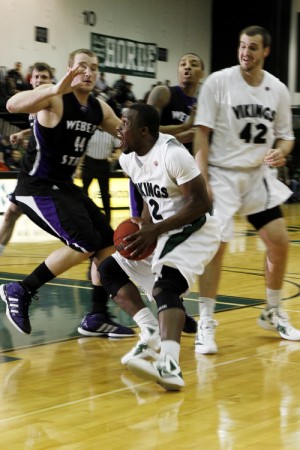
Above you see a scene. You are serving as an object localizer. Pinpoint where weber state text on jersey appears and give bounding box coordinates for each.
[20,92,103,181]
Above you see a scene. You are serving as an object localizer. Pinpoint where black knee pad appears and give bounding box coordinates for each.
[153,291,186,314]
[152,266,187,313]
[98,256,131,298]
[247,206,283,231]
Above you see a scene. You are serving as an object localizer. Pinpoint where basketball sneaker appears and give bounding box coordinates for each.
[195,316,218,354]
[127,353,185,391]
[257,307,300,340]
[78,312,135,338]
[0,282,37,334]
[121,325,160,365]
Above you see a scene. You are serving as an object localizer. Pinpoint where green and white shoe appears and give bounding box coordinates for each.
[121,326,160,365]
[257,307,300,341]
[127,353,185,391]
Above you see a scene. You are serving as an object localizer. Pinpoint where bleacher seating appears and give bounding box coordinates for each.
[0,65,28,135]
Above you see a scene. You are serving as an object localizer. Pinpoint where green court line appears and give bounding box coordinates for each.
[0,355,21,364]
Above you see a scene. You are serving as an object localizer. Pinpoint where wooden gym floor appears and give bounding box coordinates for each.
[0,203,299,449]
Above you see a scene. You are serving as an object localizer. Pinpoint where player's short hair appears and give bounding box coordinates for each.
[31,62,53,78]
[129,103,160,136]
[239,25,272,48]
[68,49,98,67]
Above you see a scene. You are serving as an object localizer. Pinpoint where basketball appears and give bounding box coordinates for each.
[113,218,156,260]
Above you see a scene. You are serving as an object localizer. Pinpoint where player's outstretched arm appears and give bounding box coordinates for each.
[6,66,84,114]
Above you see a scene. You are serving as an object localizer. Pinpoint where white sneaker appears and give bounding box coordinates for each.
[121,326,160,365]
[257,307,300,341]
[127,353,185,391]
[195,317,218,354]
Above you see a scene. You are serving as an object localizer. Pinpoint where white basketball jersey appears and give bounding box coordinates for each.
[119,133,200,223]
[195,65,294,169]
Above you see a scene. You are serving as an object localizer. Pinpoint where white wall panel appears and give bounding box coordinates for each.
[0,0,211,99]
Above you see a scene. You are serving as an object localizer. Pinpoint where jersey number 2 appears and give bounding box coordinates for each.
[149,199,163,220]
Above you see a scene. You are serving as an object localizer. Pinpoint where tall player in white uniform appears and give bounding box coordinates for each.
[98,103,220,390]
[193,25,300,355]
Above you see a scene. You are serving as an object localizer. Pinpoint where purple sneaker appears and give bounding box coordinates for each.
[0,282,36,334]
[78,313,135,338]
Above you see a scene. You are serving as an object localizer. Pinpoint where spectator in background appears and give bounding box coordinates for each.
[124,82,136,104]
[103,87,122,118]
[5,137,28,171]
[7,62,26,95]
[5,148,22,171]
[94,71,109,95]
[0,62,54,256]
[0,136,12,164]
[113,74,127,91]
[114,74,130,107]
[0,136,10,171]
[117,82,137,110]
[0,150,9,171]
[2,134,27,171]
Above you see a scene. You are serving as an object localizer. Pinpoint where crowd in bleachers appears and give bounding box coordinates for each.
[0,62,32,171]
[0,133,26,172]
[1,61,299,202]
[0,61,170,113]
[93,71,170,118]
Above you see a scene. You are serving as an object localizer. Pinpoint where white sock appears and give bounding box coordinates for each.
[160,340,180,363]
[0,244,5,255]
[199,297,215,319]
[266,288,281,309]
[133,307,158,332]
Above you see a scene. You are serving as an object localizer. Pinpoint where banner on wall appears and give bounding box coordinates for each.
[91,32,157,78]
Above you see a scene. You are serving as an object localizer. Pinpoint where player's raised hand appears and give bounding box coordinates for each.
[53,66,85,95]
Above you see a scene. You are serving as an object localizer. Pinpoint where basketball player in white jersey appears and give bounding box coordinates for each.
[98,103,221,390]
[193,25,300,355]
[128,52,206,334]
